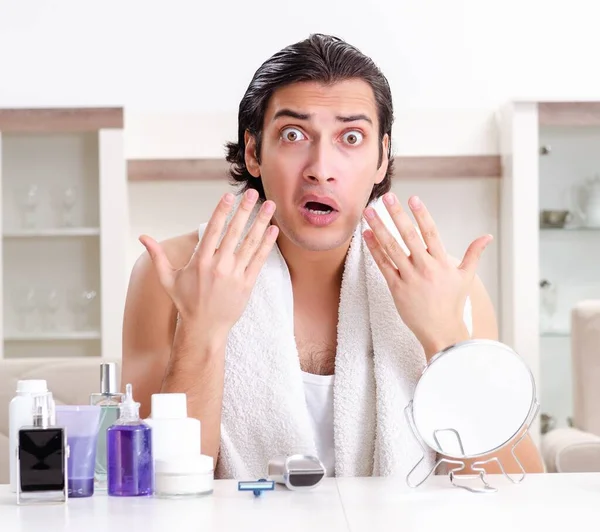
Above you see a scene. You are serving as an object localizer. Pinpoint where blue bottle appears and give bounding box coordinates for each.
[106,383,153,496]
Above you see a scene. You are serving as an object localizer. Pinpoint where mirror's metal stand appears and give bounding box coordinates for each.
[404,399,540,494]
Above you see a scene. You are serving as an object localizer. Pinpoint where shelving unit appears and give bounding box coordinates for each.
[498,100,600,438]
[0,107,129,360]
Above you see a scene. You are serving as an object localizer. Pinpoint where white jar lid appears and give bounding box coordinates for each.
[151,393,188,419]
[155,454,214,475]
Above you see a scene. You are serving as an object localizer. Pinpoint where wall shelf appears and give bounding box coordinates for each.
[3,228,100,238]
[541,330,570,338]
[0,108,123,132]
[540,226,600,232]
[5,331,101,341]
[127,155,502,182]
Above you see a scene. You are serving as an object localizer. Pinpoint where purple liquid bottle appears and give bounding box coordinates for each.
[106,383,153,496]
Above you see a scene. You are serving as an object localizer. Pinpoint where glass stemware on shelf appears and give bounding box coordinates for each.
[8,286,98,336]
[11,184,81,230]
[12,287,37,332]
[68,288,98,331]
[16,185,40,229]
[60,185,77,227]
[540,279,559,333]
[40,288,61,331]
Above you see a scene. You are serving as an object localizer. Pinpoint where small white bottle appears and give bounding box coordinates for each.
[145,393,201,461]
[9,379,49,493]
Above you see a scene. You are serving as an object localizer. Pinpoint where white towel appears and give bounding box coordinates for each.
[202,197,472,480]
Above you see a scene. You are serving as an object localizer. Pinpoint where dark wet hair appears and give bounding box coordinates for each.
[225,33,394,204]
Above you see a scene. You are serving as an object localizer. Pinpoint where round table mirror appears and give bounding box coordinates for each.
[411,339,536,459]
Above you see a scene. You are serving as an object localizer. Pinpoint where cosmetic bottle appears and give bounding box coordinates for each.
[145,393,201,461]
[106,383,153,496]
[55,405,102,498]
[89,363,123,490]
[17,392,68,505]
[154,454,214,499]
[9,379,48,493]
[146,393,213,498]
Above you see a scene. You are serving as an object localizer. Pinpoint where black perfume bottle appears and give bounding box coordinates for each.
[17,392,68,505]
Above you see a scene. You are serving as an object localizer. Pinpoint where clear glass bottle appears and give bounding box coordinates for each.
[106,383,153,496]
[90,363,123,490]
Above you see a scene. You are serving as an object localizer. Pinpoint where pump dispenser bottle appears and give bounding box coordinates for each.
[90,363,123,489]
[106,383,153,496]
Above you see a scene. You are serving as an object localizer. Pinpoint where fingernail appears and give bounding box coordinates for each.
[409,196,422,209]
[223,193,234,204]
[364,208,376,220]
[384,193,395,206]
[263,201,275,214]
[246,189,258,201]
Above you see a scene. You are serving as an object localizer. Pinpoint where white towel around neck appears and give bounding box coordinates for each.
[202,197,472,480]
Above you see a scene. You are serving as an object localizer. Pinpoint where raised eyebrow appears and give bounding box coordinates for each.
[272,109,311,121]
[271,110,373,125]
[336,114,373,125]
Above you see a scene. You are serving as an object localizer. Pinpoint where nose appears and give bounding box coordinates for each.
[303,138,337,185]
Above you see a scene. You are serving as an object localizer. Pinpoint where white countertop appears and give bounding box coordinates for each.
[2,473,600,531]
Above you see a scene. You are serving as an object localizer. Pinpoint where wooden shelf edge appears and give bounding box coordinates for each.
[4,333,101,341]
[127,155,501,182]
[128,158,230,182]
[539,102,600,126]
[3,228,101,238]
[394,155,500,179]
[0,107,124,132]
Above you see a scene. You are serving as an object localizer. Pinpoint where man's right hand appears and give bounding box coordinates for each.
[139,189,278,342]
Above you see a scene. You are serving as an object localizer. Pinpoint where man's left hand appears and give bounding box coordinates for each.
[362,193,492,360]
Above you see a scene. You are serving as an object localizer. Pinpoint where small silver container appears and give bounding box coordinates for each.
[267,454,326,490]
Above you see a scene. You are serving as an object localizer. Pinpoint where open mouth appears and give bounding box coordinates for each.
[304,201,336,215]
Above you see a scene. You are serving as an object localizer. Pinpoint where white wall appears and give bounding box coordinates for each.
[1,0,599,111]
[3,0,599,318]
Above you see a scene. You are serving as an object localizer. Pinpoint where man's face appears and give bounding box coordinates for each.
[244,79,389,252]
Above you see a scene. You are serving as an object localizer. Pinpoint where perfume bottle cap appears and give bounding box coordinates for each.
[100,363,118,394]
[151,393,187,419]
[119,383,141,421]
[16,379,48,395]
[32,392,53,428]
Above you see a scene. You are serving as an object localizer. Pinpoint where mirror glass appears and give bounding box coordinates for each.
[411,339,536,458]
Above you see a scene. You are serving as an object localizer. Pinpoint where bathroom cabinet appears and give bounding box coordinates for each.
[498,100,600,436]
[0,108,129,359]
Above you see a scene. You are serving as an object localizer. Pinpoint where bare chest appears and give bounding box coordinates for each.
[295,309,338,376]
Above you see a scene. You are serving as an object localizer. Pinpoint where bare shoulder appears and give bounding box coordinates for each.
[133,230,200,274]
[121,229,199,416]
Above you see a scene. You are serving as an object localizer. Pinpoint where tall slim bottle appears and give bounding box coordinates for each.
[106,383,153,496]
[90,363,123,490]
[9,379,48,493]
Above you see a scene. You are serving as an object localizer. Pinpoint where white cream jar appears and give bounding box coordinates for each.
[154,454,214,498]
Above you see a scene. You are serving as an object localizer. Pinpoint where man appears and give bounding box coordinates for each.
[122,34,544,478]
